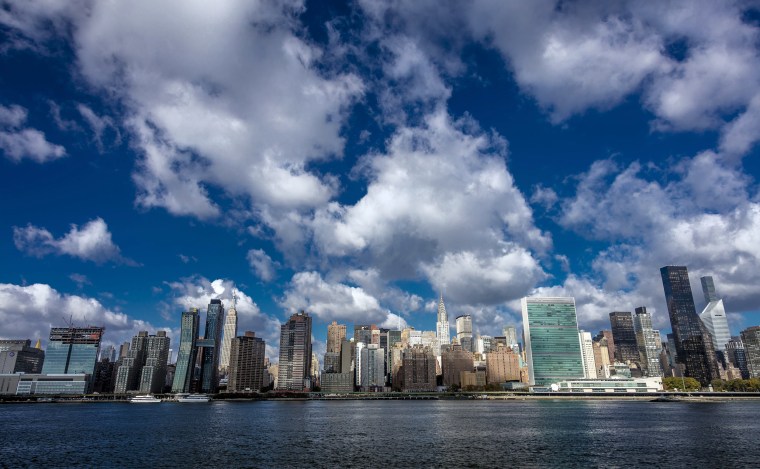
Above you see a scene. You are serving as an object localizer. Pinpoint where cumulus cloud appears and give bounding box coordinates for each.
[551,151,760,332]
[13,218,134,265]
[247,249,278,282]
[312,109,550,277]
[0,282,163,350]
[164,276,281,360]
[0,103,66,163]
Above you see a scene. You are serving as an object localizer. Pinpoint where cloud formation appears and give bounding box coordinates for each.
[0,104,66,163]
[13,218,134,265]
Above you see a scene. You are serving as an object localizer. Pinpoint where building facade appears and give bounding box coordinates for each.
[442,344,474,387]
[436,294,450,357]
[741,326,760,378]
[219,290,239,374]
[277,311,312,391]
[401,346,437,392]
[327,321,347,354]
[609,312,639,364]
[172,308,200,393]
[0,340,44,374]
[485,345,521,384]
[521,297,584,387]
[633,307,662,377]
[138,331,170,394]
[41,327,103,376]
[228,331,266,392]
[699,276,731,352]
[660,266,719,385]
[578,331,597,379]
[360,344,385,391]
[456,315,473,353]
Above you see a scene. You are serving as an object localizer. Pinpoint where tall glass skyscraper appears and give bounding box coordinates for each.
[198,299,225,393]
[41,327,103,375]
[521,297,584,387]
[633,307,662,377]
[699,276,731,351]
[609,312,639,363]
[172,308,199,393]
[660,266,719,385]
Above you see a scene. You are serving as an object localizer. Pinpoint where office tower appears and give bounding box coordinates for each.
[665,333,679,374]
[726,338,750,379]
[139,331,171,393]
[41,327,103,376]
[521,297,584,387]
[401,345,437,392]
[196,299,225,392]
[327,321,347,353]
[100,345,116,363]
[114,331,149,393]
[172,308,200,393]
[219,290,239,374]
[592,337,611,378]
[228,331,266,392]
[595,330,616,364]
[340,338,352,374]
[503,325,519,351]
[119,341,130,359]
[633,307,663,377]
[485,345,520,384]
[661,266,720,385]
[360,344,385,391]
[442,344,474,387]
[480,335,493,354]
[353,325,372,346]
[277,311,312,391]
[456,315,473,353]
[740,326,760,378]
[578,331,597,379]
[609,312,639,363]
[92,358,116,393]
[436,294,450,356]
[699,277,731,351]
[354,341,366,388]
[0,340,45,374]
[323,352,341,373]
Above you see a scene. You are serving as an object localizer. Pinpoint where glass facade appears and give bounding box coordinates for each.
[521,297,584,386]
[200,299,224,393]
[40,327,103,377]
[660,266,719,385]
[172,309,199,393]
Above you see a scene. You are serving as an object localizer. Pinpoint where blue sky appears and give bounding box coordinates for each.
[2,0,760,361]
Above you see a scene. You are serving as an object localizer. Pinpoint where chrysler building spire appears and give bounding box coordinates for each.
[436,293,450,356]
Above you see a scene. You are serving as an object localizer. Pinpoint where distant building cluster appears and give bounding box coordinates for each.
[1,266,759,396]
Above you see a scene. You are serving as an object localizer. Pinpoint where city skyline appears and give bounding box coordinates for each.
[3,1,760,358]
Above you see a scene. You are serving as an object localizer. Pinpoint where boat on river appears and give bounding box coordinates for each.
[130,395,162,403]
[176,394,211,403]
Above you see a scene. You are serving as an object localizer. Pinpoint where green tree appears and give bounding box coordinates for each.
[663,376,700,391]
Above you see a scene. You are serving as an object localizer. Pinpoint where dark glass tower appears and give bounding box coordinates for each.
[198,299,225,393]
[172,308,199,393]
[277,311,313,391]
[660,266,719,385]
[609,312,639,363]
[41,327,103,375]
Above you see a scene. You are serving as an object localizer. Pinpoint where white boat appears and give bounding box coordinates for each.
[176,393,211,403]
[130,395,162,403]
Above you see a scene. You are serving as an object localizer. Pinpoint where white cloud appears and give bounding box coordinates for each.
[13,218,133,265]
[311,108,550,283]
[0,282,163,351]
[0,103,66,163]
[77,103,120,150]
[247,249,278,282]
[280,271,393,326]
[165,276,281,360]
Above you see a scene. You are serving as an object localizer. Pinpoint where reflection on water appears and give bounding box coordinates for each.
[0,400,757,467]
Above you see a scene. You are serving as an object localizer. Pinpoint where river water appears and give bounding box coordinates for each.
[1,400,757,467]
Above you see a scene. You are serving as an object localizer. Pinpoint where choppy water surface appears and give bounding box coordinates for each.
[1,400,757,467]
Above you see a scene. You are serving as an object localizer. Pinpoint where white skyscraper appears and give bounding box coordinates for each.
[456,315,473,352]
[436,293,450,357]
[219,289,239,373]
[699,276,731,351]
[579,330,597,379]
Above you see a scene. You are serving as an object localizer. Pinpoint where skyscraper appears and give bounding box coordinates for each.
[198,299,225,393]
[699,276,731,352]
[219,290,239,374]
[41,326,103,376]
[442,344,474,387]
[521,297,584,387]
[503,325,519,351]
[578,330,597,379]
[172,308,200,393]
[455,315,473,353]
[114,331,149,393]
[660,266,719,385]
[436,294,450,356]
[633,307,662,377]
[228,331,266,392]
[0,340,44,374]
[740,326,760,378]
[327,321,347,353]
[609,312,639,363]
[277,311,312,391]
[360,343,385,391]
[139,331,171,394]
[485,345,520,384]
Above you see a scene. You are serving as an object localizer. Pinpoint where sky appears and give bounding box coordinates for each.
[2,0,760,363]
